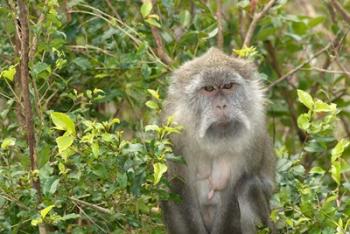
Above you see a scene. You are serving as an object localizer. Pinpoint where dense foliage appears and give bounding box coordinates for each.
[0,0,350,233]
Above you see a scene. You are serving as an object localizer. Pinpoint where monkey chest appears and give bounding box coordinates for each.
[194,157,232,205]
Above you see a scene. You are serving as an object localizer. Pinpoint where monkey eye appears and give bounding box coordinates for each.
[203,86,215,92]
[222,83,234,89]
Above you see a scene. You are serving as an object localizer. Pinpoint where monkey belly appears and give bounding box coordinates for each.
[195,157,232,229]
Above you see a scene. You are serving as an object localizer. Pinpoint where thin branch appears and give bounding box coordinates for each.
[267,43,332,89]
[216,0,223,49]
[70,197,113,215]
[243,0,277,47]
[302,67,349,74]
[104,0,122,20]
[28,0,48,59]
[63,0,72,22]
[238,10,246,42]
[150,27,173,65]
[333,49,350,78]
[17,1,47,233]
[340,117,350,138]
[264,40,307,143]
[67,44,117,57]
[331,0,350,25]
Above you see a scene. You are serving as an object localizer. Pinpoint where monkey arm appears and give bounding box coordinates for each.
[161,162,208,234]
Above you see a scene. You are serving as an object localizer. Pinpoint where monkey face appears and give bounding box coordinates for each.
[165,48,266,152]
[185,68,253,140]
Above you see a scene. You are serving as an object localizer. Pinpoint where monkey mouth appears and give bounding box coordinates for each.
[205,120,242,139]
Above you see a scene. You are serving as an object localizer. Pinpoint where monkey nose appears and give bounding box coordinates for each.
[216,104,227,109]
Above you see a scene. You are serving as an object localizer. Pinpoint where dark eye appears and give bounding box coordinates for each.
[203,86,215,92]
[222,83,234,89]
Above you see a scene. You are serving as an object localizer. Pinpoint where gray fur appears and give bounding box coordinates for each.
[162,48,276,234]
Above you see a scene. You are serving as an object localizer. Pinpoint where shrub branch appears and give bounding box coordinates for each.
[243,0,277,47]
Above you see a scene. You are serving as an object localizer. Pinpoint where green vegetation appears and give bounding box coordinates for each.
[0,0,349,233]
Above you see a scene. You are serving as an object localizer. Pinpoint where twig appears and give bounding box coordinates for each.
[148,0,173,65]
[28,0,48,59]
[331,0,350,25]
[67,44,117,57]
[150,27,173,65]
[267,43,332,89]
[264,40,307,143]
[17,0,47,233]
[70,197,113,215]
[216,0,223,49]
[63,0,72,22]
[340,117,350,138]
[333,49,350,78]
[302,67,348,74]
[238,10,246,42]
[104,0,122,20]
[243,0,277,47]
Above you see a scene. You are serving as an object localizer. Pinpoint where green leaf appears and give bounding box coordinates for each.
[58,162,66,174]
[297,113,310,130]
[331,161,341,185]
[297,90,314,109]
[56,134,75,153]
[331,139,349,162]
[145,18,161,28]
[141,1,152,18]
[110,118,120,125]
[59,213,80,221]
[31,62,51,79]
[49,179,60,194]
[92,142,100,158]
[0,65,16,81]
[153,163,167,185]
[40,205,55,219]
[31,217,43,226]
[51,112,76,135]
[147,89,160,100]
[145,100,159,110]
[145,124,160,132]
[1,137,16,149]
[179,10,191,27]
[38,145,51,168]
[314,100,336,113]
[309,166,325,175]
[73,57,91,70]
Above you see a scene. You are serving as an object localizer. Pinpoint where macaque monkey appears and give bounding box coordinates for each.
[161,48,276,234]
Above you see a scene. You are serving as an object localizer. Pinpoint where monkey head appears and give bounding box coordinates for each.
[165,48,266,153]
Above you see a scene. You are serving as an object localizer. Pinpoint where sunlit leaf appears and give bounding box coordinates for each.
[0,65,16,81]
[145,124,160,132]
[1,137,16,149]
[92,142,100,158]
[141,1,152,18]
[147,89,160,100]
[40,205,55,219]
[331,139,349,162]
[145,18,161,28]
[297,113,310,130]
[297,90,314,109]
[51,112,76,135]
[145,100,159,110]
[153,162,167,185]
[56,134,75,152]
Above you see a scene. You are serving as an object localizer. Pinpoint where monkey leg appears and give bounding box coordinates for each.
[209,187,242,234]
[236,175,274,234]
[161,177,208,234]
